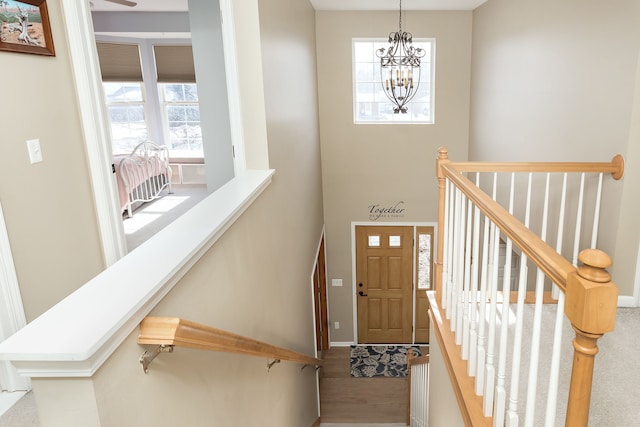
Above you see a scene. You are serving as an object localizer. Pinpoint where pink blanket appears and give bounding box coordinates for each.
[113,154,168,213]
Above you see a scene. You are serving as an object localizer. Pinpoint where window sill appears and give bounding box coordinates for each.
[0,169,274,377]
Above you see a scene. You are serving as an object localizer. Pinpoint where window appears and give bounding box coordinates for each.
[160,83,203,159]
[353,38,434,124]
[103,82,148,155]
[417,231,432,289]
[98,42,203,160]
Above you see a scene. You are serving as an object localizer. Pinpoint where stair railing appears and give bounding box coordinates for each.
[137,317,323,373]
[407,350,430,427]
[432,148,623,426]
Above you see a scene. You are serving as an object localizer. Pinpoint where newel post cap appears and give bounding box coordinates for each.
[564,249,617,334]
[436,147,450,179]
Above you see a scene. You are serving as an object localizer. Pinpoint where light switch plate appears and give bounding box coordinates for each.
[331,279,343,287]
[27,139,42,164]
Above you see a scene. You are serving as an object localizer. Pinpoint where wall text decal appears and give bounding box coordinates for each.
[368,201,406,221]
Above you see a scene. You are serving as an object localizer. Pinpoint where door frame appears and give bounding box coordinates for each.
[0,201,30,392]
[310,226,330,355]
[351,221,437,344]
[310,226,328,421]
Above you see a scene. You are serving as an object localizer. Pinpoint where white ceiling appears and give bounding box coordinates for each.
[90,0,486,12]
[310,0,487,11]
[91,0,188,12]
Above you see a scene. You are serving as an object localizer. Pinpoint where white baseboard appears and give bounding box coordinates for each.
[618,295,638,307]
[330,341,355,347]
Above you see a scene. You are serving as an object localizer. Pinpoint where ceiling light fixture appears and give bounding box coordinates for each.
[376,0,425,114]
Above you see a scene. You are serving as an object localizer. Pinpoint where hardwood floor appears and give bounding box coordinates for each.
[319,348,408,423]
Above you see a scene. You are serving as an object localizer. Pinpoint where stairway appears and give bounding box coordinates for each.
[319,348,408,423]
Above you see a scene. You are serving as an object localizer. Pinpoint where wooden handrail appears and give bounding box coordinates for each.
[448,155,624,179]
[138,317,323,367]
[408,354,430,366]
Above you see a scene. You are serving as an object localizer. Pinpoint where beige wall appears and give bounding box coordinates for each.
[316,11,472,342]
[0,1,105,321]
[29,0,325,425]
[428,326,465,427]
[613,51,640,303]
[469,0,640,296]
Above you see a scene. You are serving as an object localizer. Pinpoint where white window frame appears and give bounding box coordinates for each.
[159,83,203,160]
[352,38,435,124]
[103,81,150,155]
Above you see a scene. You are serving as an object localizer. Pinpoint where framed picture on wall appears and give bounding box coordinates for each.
[0,0,55,56]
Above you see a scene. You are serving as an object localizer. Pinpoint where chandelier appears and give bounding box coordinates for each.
[376,0,425,114]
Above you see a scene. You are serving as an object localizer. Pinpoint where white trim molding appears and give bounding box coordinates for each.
[0,202,30,391]
[330,342,355,347]
[619,243,640,307]
[60,0,128,266]
[0,171,273,377]
[618,296,637,308]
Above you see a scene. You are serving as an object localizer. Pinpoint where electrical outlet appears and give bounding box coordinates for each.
[334,321,340,329]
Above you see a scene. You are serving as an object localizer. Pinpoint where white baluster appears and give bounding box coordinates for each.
[455,191,467,342]
[544,291,566,426]
[446,181,456,314]
[450,187,462,327]
[469,173,481,377]
[476,172,497,395]
[425,364,430,424]
[442,178,451,308]
[571,174,586,267]
[551,173,568,300]
[524,173,551,427]
[462,194,473,358]
[481,173,499,412]
[475,213,490,395]
[591,172,603,249]
[483,219,500,416]
[494,173,515,425]
[506,173,533,427]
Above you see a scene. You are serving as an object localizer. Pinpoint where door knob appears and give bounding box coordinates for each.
[358,291,368,297]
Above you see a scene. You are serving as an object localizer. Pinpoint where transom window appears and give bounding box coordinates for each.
[352,38,435,124]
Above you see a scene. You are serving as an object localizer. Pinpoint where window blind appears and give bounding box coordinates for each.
[96,42,143,82]
[154,45,196,83]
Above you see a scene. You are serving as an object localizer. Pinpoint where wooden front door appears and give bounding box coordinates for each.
[356,226,413,343]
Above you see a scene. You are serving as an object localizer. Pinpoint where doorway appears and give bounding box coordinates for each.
[354,224,435,344]
[312,232,329,352]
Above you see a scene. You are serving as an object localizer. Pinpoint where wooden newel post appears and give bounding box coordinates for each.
[564,249,618,427]
[435,148,450,302]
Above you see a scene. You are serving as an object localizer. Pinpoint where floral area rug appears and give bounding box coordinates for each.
[350,345,422,378]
